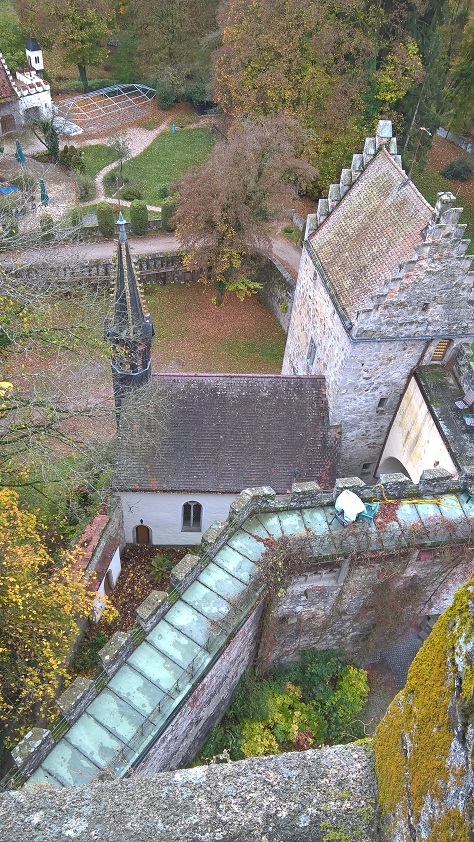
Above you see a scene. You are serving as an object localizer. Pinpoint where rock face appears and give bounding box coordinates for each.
[0,744,378,842]
[374,574,474,841]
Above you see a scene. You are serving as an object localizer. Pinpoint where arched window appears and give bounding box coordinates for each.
[431,339,451,362]
[136,524,151,544]
[182,501,202,532]
[104,569,115,596]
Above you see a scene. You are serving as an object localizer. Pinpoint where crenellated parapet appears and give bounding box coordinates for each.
[353,190,474,338]
[315,120,402,229]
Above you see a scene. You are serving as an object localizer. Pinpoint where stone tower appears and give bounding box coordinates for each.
[105,213,154,417]
[282,120,474,479]
[25,36,44,77]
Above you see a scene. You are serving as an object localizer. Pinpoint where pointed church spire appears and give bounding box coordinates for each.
[105,214,154,418]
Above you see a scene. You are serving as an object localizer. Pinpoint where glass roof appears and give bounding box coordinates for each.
[25,493,469,788]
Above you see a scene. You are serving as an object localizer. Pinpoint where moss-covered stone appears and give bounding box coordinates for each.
[375,575,474,841]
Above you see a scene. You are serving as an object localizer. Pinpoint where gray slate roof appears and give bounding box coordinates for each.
[115,374,339,493]
[311,147,433,317]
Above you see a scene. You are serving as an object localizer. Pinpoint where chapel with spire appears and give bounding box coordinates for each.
[105,213,154,417]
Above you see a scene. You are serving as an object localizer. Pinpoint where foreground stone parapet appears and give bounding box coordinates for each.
[1,744,378,842]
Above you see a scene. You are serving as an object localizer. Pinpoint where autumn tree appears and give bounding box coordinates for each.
[0,487,96,745]
[14,0,116,91]
[130,0,219,82]
[175,116,315,304]
[213,0,375,190]
[0,243,116,548]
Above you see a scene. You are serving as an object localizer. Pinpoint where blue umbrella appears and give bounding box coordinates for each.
[15,140,25,165]
[39,179,49,206]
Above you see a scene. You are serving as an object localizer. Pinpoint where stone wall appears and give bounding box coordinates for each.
[254,254,296,333]
[0,744,379,842]
[262,520,474,668]
[375,573,474,841]
[282,243,425,477]
[137,601,265,773]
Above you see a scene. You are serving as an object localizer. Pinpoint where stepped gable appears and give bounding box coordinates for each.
[0,54,17,101]
[114,374,339,493]
[310,122,432,317]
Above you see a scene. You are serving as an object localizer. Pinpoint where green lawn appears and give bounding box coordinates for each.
[79,144,119,179]
[104,128,214,206]
[144,282,286,374]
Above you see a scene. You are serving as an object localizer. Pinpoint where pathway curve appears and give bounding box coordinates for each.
[0,231,301,274]
[91,120,171,201]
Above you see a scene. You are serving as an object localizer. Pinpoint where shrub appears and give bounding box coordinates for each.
[155,79,176,110]
[160,196,177,231]
[96,201,115,238]
[70,208,83,227]
[11,172,35,191]
[184,81,207,105]
[440,156,473,181]
[130,199,148,235]
[121,185,143,201]
[149,552,170,583]
[157,184,169,199]
[59,144,85,173]
[39,213,54,241]
[72,630,108,674]
[75,174,95,202]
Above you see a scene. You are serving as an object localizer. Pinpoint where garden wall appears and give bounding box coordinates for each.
[254,254,296,333]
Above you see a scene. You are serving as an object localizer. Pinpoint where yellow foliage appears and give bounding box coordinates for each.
[0,488,95,743]
[375,39,424,104]
[374,576,474,840]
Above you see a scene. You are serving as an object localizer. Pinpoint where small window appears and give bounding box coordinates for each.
[182,501,202,532]
[377,397,388,412]
[431,339,451,362]
[421,302,429,312]
[306,337,316,367]
[35,55,40,64]
[361,462,372,476]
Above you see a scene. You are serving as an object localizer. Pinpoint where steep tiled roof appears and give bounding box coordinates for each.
[115,374,339,493]
[310,147,433,316]
[0,60,16,102]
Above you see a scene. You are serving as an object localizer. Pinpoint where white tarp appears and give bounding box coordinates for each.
[334,489,366,522]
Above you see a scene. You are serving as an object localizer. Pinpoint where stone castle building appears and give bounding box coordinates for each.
[0,37,51,135]
[283,120,474,480]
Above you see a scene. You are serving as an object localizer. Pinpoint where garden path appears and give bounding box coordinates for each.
[91,119,171,202]
[0,230,301,276]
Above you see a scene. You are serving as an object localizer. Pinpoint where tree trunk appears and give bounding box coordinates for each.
[78,65,89,93]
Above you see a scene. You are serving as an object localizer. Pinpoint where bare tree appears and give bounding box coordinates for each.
[174,115,316,304]
[107,131,132,188]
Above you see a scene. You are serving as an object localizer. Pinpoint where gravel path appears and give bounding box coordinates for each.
[0,231,301,274]
[92,120,171,201]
